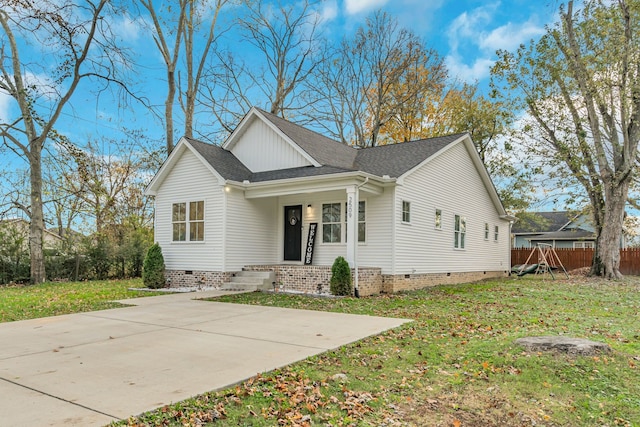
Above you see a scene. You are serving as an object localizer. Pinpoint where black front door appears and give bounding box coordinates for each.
[284,205,302,261]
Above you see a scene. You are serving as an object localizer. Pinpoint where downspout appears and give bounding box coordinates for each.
[354,177,369,298]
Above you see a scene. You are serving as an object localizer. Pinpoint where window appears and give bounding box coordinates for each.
[358,201,366,242]
[435,209,442,229]
[574,241,594,249]
[345,201,366,242]
[189,201,204,241]
[402,201,411,223]
[494,225,499,242]
[484,223,489,240]
[454,215,466,249]
[322,203,342,243]
[172,203,186,241]
[172,201,204,242]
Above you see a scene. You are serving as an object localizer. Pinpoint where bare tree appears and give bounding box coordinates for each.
[0,0,132,283]
[179,0,230,139]
[204,0,322,135]
[310,11,434,147]
[139,0,187,153]
[140,0,230,151]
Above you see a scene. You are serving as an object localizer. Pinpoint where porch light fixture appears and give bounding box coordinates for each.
[307,204,312,208]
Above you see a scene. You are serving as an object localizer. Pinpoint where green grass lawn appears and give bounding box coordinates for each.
[0,278,151,322]
[115,275,640,427]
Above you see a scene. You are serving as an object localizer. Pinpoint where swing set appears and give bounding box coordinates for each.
[513,243,569,279]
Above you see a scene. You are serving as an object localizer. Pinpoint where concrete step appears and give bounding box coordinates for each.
[219,270,275,292]
[238,270,275,278]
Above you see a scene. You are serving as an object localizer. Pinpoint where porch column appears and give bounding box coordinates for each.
[346,185,358,266]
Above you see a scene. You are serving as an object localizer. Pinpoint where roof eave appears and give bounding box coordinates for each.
[226,171,396,198]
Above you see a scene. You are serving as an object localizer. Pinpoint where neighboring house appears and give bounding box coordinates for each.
[0,218,64,251]
[511,211,624,249]
[146,107,513,295]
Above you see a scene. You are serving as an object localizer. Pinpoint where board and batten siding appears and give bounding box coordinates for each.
[230,118,312,172]
[394,142,510,274]
[224,188,279,270]
[154,148,224,271]
[279,190,393,272]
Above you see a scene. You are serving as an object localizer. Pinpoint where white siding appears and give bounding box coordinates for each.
[154,149,224,271]
[358,189,394,272]
[231,119,312,172]
[394,142,510,274]
[224,188,279,270]
[279,190,393,271]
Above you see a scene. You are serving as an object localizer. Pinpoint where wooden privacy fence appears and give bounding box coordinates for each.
[511,247,640,275]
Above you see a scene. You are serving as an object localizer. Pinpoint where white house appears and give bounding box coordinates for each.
[145,107,513,295]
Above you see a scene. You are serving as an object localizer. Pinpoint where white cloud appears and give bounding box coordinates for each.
[0,90,13,123]
[344,0,389,15]
[445,54,495,82]
[111,13,146,43]
[445,3,546,83]
[24,71,60,100]
[446,4,499,51]
[320,0,339,22]
[479,20,546,52]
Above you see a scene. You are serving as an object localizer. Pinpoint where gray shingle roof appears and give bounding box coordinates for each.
[186,137,252,182]
[512,211,572,233]
[184,112,467,182]
[354,133,467,178]
[527,230,595,240]
[251,165,355,182]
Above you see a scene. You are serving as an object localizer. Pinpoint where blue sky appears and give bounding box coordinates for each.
[0,0,559,150]
[329,0,552,84]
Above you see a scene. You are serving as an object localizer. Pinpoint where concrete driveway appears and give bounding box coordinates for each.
[0,291,409,426]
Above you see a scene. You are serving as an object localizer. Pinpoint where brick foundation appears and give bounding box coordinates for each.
[164,269,233,288]
[381,270,509,293]
[164,267,508,295]
[244,265,383,297]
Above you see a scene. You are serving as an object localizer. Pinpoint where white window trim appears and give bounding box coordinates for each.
[494,225,499,242]
[454,214,466,250]
[573,241,594,249]
[321,200,367,244]
[172,200,205,243]
[321,201,344,245]
[435,208,442,230]
[348,200,367,244]
[402,200,411,224]
[484,222,489,240]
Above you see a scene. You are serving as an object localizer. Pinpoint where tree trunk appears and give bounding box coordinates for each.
[591,180,628,279]
[29,142,46,284]
[166,68,176,153]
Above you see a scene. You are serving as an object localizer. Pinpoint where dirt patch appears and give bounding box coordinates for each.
[395,390,558,427]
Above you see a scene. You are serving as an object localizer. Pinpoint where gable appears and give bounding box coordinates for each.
[146,138,225,196]
[225,113,315,173]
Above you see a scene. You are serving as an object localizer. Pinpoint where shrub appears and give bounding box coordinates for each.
[143,243,166,289]
[330,256,352,296]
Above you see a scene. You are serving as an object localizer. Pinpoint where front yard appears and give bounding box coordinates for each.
[122,275,639,426]
[1,276,638,426]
